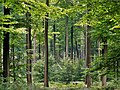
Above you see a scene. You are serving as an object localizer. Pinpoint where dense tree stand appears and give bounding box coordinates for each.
[0,0,119,90]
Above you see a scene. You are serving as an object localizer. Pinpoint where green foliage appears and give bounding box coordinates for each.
[0,0,120,89]
[33,56,84,84]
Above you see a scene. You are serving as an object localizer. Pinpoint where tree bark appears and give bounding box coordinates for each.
[71,18,73,60]
[101,38,107,87]
[26,12,32,89]
[3,6,10,83]
[33,32,36,63]
[44,0,49,87]
[85,25,92,88]
[0,32,2,83]
[38,43,41,60]
[53,21,56,59]
[75,40,79,59]
[65,16,69,58]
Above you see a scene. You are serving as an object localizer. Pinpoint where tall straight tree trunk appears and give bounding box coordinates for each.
[85,25,92,88]
[75,40,79,59]
[59,41,61,59]
[3,6,10,83]
[34,32,36,63]
[0,32,2,82]
[71,18,73,60]
[26,12,32,89]
[101,38,107,87]
[38,41,41,60]
[53,21,56,59]
[65,16,69,58]
[44,0,49,87]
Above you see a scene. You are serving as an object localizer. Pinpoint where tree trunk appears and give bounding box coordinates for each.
[44,0,49,87]
[33,32,36,63]
[65,16,69,58]
[101,38,107,87]
[53,21,56,59]
[71,19,73,60]
[26,12,32,89]
[85,25,92,88]
[3,6,10,83]
[38,42,41,60]
[75,40,79,59]
[98,40,101,56]
[59,41,61,59]
[0,32,2,82]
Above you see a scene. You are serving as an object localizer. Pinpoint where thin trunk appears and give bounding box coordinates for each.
[26,12,32,89]
[34,32,36,63]
[98,41,101,56]
[44,0,49,87]
[38,43,41,60]
[65,16,68,58]
[98,40,101,82]
[84,26,87,85]
[85,26,92,88]
[0,32,2,82]
[101,38,107,87]
[71,19,73,60]
[53,21,56,59]
[3,6,10,83]
[75,40,79,59]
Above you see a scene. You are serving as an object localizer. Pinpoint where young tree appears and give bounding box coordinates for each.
[53,21,56,59]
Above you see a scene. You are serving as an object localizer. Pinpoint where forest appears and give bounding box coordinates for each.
[0,0,120,90]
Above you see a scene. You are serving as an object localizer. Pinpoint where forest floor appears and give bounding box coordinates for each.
[34,82,120,90]
[0,81,119,90]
